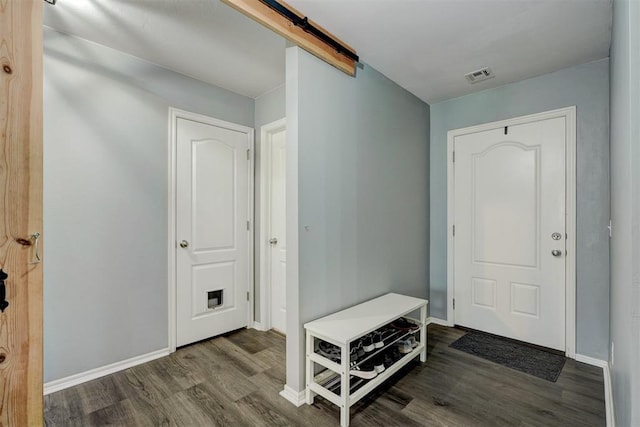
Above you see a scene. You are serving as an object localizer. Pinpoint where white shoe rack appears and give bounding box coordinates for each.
[304,293,428,427]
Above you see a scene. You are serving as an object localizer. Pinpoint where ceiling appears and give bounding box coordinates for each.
[43,0,287,99]
[44,0,612,104]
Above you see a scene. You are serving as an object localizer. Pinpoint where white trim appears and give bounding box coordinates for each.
[168,107,255,352]
[44,348,170,395]
[252,321,269,332]
[575,354,608,368]
[603,363,615,427]
[426,317,450,327]
[280,385,306,407]
[446,106,577,357]
[259,118,287,331]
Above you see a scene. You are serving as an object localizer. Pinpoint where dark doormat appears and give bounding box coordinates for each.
[449,330,566,382]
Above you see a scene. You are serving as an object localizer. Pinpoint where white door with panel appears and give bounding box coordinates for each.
[268,127,287,334]
[176,117,252,347]
[454,117,566,350]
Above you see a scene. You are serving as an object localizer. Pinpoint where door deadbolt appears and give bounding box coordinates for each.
[179,240,189,249]
[551,232,562,240]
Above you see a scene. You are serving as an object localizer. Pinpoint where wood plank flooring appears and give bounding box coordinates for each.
[44,325,606,426]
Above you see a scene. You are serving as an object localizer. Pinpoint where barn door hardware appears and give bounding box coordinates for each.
[0,270,8,312]
[222,0,358,76]
[258,0,359,62]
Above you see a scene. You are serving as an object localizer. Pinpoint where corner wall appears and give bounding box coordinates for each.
[609,0,640,424]
[285,47,430,391]
[43,28,254,382]
[430,59,611,359]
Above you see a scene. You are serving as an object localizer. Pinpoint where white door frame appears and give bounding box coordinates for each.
[167,107,255,353]
[446,106,577,358]
[258,118,287,330]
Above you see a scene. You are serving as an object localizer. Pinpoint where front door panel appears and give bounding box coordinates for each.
[454,117,566,350]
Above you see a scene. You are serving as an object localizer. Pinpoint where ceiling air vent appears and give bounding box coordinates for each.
[464,67,494,84]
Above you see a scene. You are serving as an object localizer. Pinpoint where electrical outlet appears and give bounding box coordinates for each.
[611,341,615,366]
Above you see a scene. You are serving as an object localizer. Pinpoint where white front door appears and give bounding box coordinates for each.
[268,126,287,333]
[453,116,566,350]
[176,116,252,347]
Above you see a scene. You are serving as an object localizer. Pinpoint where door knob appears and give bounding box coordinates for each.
[551,249,562,257]
[179,240,189,249]
[269,238,278,245]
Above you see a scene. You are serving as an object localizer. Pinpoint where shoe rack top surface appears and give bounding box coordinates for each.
[304,293,428,345]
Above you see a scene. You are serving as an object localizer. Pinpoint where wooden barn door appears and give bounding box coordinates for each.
[0,0,44,425]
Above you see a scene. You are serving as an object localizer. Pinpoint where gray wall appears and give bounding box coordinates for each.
[286,47,430,391]
[43,28,254,382]
[609,0,640,424]
[430,59,610,359]
[254,85,286,321]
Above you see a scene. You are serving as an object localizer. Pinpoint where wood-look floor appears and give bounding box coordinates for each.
[44,325,606,426]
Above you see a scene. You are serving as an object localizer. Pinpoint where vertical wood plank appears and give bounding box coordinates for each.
[0,0,44,425]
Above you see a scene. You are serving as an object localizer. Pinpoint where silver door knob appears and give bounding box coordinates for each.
[179,240,189,249]
[269,238,278,245]
[551,249,562,257]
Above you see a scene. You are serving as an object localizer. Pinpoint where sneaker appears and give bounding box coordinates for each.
[373,331,385,349]
[362,334,376,352]
[350,362,378,379]
[318,341,340,362]
[397,339,413,354]
[372,355,386,373]
[350,342,365,363]
[390,317,419,331]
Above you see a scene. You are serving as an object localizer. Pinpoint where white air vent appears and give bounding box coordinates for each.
[464,67,495,84]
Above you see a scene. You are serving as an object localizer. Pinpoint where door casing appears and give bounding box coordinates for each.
[446,106,577,358]
[258,118,286,331]
[168,107,255,352]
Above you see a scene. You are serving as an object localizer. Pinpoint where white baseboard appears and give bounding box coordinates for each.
[603,363,615,427]
[575,354,608,368]
[252,321,268,332]
[279,385,306,407]
[44,348,171,395]
[574,354,614,427]
[426,317,450,327]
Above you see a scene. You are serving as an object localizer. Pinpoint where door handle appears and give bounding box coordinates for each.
[30,232,41,264]
[179,240,189,249]
[269,238,278,245]
[551,249,563,257]
[0,269,8,312]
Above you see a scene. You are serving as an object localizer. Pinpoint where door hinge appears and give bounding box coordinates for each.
[453,225,455,236]
[453,298,455,310]
[452,151,455,163]
[247,149,250,160]
[247,220,250,231]
[608,219,612,238]
[246,291,250,301]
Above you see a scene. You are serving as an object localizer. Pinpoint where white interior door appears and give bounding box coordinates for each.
[453,117,566,350]
[268,127,287,334]
[176,117,252,347]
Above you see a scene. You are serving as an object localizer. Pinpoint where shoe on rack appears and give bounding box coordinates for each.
[362,334,376,352]
[350,342,366,363]
[390,317,419,331]
[372,355,386,374]
[397,339,413,354]
[373,331,385,349]
[318,340,341,362]
[350,362,378,380]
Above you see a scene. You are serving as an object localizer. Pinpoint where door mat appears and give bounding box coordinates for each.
[449,330,566,382]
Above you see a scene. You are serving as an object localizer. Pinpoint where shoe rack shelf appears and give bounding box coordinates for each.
[304,293,428,427]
